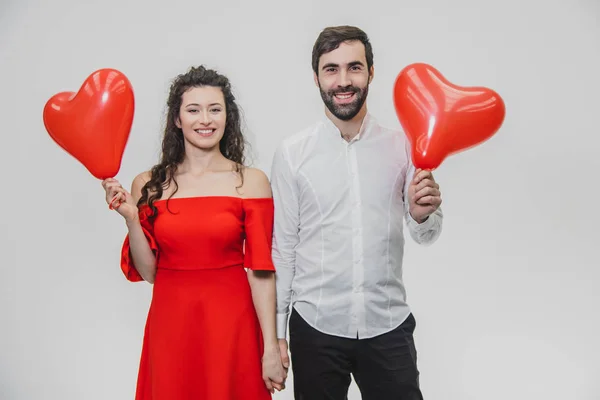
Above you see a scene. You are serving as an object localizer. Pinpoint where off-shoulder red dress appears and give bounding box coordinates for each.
[120,196,275,400]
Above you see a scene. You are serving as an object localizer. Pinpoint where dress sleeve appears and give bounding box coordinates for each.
[120,205,159,282]
[243,198,276,271]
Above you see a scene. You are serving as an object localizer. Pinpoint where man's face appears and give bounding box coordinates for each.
[315,40,373,121]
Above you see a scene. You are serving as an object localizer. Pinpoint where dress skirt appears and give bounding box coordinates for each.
[134,266,271,400]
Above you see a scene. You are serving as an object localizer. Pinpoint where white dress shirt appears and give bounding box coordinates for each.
[270,112,443,340]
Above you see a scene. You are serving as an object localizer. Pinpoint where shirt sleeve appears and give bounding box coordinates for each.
[243,198,276,271]
[120,205,159,282]
[270,144,300,339]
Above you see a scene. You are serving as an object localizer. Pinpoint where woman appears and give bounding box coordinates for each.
[101,65,287,399]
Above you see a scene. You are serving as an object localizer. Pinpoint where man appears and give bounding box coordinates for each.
[270,25,443,400]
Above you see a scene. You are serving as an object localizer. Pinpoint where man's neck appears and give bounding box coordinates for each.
[325,106,368,142]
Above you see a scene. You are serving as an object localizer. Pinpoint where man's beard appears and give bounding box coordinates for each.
[319,83,369,121]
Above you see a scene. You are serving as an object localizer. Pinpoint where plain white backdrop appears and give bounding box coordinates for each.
[1,0,599,399]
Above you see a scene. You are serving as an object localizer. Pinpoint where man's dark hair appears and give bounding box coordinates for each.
[312,25,374,75]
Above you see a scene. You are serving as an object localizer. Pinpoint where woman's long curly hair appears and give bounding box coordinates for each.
[138,65,246,217]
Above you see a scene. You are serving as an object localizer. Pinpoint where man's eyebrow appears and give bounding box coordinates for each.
[321,63,339,70]
[348,61,365,67]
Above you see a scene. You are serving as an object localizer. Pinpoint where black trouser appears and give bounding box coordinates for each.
[289,308,423,400]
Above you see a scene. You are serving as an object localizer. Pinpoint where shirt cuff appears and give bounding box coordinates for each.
[407,211,436,233]
[277,312,289,339]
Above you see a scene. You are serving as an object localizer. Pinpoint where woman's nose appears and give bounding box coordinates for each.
[199,110,210,124]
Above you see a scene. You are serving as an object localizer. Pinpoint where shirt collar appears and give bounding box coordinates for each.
[322,112,375,142]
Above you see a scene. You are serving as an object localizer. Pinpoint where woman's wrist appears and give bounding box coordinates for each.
[125,212,140,227]
[262,340,280,354]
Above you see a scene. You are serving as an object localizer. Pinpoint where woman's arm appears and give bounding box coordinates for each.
[104,171,158,283]
[242,168,286,393]
[127,172,158,283]
[247,270,278,350]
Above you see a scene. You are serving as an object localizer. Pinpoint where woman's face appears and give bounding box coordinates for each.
[176,86,227,151]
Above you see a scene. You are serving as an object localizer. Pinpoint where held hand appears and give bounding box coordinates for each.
[101,178,139,223]
[278,338,290,371]
[262,345,287,393]
[408,169,442,223]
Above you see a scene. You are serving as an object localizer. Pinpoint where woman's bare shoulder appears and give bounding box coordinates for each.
[241,167,271,198]
[131,171,152,201]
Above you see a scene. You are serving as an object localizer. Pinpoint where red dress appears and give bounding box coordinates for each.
[120,196,275,400]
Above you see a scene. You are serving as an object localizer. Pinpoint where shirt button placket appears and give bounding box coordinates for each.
[348,143,363,335]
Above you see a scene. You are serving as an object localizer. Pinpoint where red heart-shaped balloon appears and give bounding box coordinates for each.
[43,68,135,179]
[393,63,505,170]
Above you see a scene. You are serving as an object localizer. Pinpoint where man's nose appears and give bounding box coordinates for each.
[337,70,351,88]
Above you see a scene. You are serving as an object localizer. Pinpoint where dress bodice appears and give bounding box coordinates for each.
[120,196,275,281]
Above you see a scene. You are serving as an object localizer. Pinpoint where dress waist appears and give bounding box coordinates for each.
[156,262,245,271]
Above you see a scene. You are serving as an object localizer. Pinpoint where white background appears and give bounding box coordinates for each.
[1,0,599,399]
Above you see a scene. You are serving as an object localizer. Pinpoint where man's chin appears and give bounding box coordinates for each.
[333,113,355,121]
[330,105,361,121]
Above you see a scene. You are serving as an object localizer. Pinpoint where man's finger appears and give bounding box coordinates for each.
[414,186,440,201]
[414,178,439,193]
[417,195,442,206]
[413,169,433,184]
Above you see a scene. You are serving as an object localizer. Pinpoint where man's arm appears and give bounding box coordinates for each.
[270,144,300,340]
[403,142,443,245]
